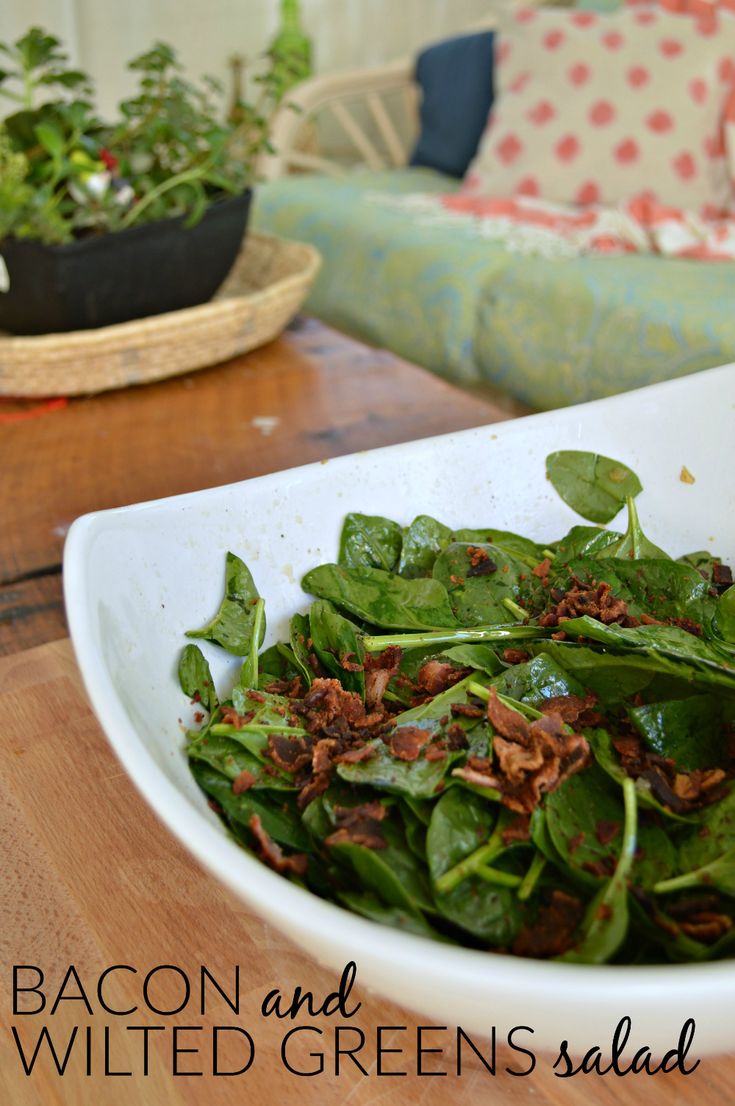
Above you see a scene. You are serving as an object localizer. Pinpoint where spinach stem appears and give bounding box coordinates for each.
[542,549,556,561]
[363,625,546,652]
[435,832,505,894]
[473,866,523,889]
[210,722,306,737]
[619,776,638,880]
[518,852,546,901]
[652,871,701,895]
[502,597,528,622]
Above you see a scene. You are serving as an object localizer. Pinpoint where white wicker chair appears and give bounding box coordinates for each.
[259,17,499,181]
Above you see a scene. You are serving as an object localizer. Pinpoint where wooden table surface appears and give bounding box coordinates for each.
[0,319,515,655]
[2,322,730,1104]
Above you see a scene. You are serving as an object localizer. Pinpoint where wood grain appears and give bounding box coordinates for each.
[0,319,519,655]
[0,639,731,1105]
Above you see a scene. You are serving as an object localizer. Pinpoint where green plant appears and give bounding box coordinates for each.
[0,28,281,245]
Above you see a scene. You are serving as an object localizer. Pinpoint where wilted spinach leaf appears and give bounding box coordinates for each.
[302,562,457,631]
[339,513,403,572]
[398,515,453,578]
[178,643,218,713]
[187,552,266,656]
[546,451,642,525]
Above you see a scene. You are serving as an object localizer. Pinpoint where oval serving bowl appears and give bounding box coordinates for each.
[64,362,735,1056]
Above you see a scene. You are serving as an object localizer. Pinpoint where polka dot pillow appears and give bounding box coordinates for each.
[463,5,735,215]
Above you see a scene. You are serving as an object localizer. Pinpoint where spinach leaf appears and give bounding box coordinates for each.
[453,527,547,569]
[187,552,266,656]
[492,653,586,706]
[239,597,265,689]
[309,599,365,696]
[336,723,462,800]
[302,563,457,631]
[561,778,637,964]
[339,513,403,572]
[580,556,714,629]
[329,818,434,914]
[427,791,522,944]
[191,761,310,851]
[289,612,315,685]
[545,451,642,525]
[679,787,735,873]
[554,617,735,690]
[187,732,293,790]
[178,643,218,713]
[716,585,735,644]
[545,762,624,885]
[629,695,727,771]
[398,515,453,578]
[433,542,529,626]
[338,889,448,940]
[258,643,299,684]
[589,727,693,822]
[553,525,623,564]
[604,497,669,561]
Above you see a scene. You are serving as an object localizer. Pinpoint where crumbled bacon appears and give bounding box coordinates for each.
[325,801,387,850]
[450,702,485,719]
[713,562,734,591]
[364,646,402,710]
[266,733,311,774]
[389,725,431,762]
[678,912,732,944]
[531,558,552,581]
[220,706,255,729]
[248,814,308,877]
[416,659,470,698]
[539,577,638,629]
[232,769,256,795]
[512,890,584,959]
[595,819,620,846]
[540,693,601,728]
[452,688,590,814]
[613,726,728,813]
[425,743,448,762]
[264,675,304,698]
[334,744,376,765]
[502,648,530,665]
[501,814,531,845]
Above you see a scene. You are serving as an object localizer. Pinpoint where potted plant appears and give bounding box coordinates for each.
[0,29,281,335]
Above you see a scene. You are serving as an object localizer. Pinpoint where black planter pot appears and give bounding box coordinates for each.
[0,189,252,336]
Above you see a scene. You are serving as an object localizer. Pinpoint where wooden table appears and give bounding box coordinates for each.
[0,319,515,655]
[1,323,730,1103]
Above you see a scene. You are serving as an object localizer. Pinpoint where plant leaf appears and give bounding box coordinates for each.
[546,450,642,524]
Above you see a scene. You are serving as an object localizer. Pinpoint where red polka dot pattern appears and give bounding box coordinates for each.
[590,100,616,126]
[465,5,735,216]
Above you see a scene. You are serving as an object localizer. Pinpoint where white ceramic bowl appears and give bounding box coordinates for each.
[65,363,735,1056]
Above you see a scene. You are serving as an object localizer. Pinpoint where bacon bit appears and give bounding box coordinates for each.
[364,646,402,710]
[532,558,552,580]
[678,912,732,944]
[208,798,223,815]
[266,733,311,774]
[450,574,465,586]
[670,616,703,637]
[450,702,485,719]
[193,711,205,723]
[232,769,256,795]
[455,688,590,815]
[246,690,266,703]
[334,744,376,765]
[340,651,364,673]
[466,545,493,568]
[425,743,448,762]
[540,693,601,728]
[307,653,322,675]
[568,832,585,855]
[264,675,304,698]
[640,612,665,626]
[446,723,469,750]
[389,725,431,762]
[512,890,584,959]
[596,902,613,922]
[416,659,470,698]
[248,814,308,877]
[582,856,616,879]
[312,738,339,774]
[220,706,255,729]
[325,801,387,850]
[501,814,531,845]
[502,648,530,665]
[539,576,638,629]
[714,562,734,590]
[467,557,498,578]
[613,725,727,813]
[595,819,620,846]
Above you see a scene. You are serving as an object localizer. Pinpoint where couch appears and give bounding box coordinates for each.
[252,27,735,411]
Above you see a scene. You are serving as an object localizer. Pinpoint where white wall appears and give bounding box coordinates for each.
[1,0,499,117]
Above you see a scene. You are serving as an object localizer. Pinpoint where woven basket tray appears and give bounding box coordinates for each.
[0,232,321,397]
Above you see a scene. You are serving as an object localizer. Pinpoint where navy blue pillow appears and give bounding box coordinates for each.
[410,31,495,180]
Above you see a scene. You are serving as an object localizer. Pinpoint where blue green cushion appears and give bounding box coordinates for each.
[253,169,735,409]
